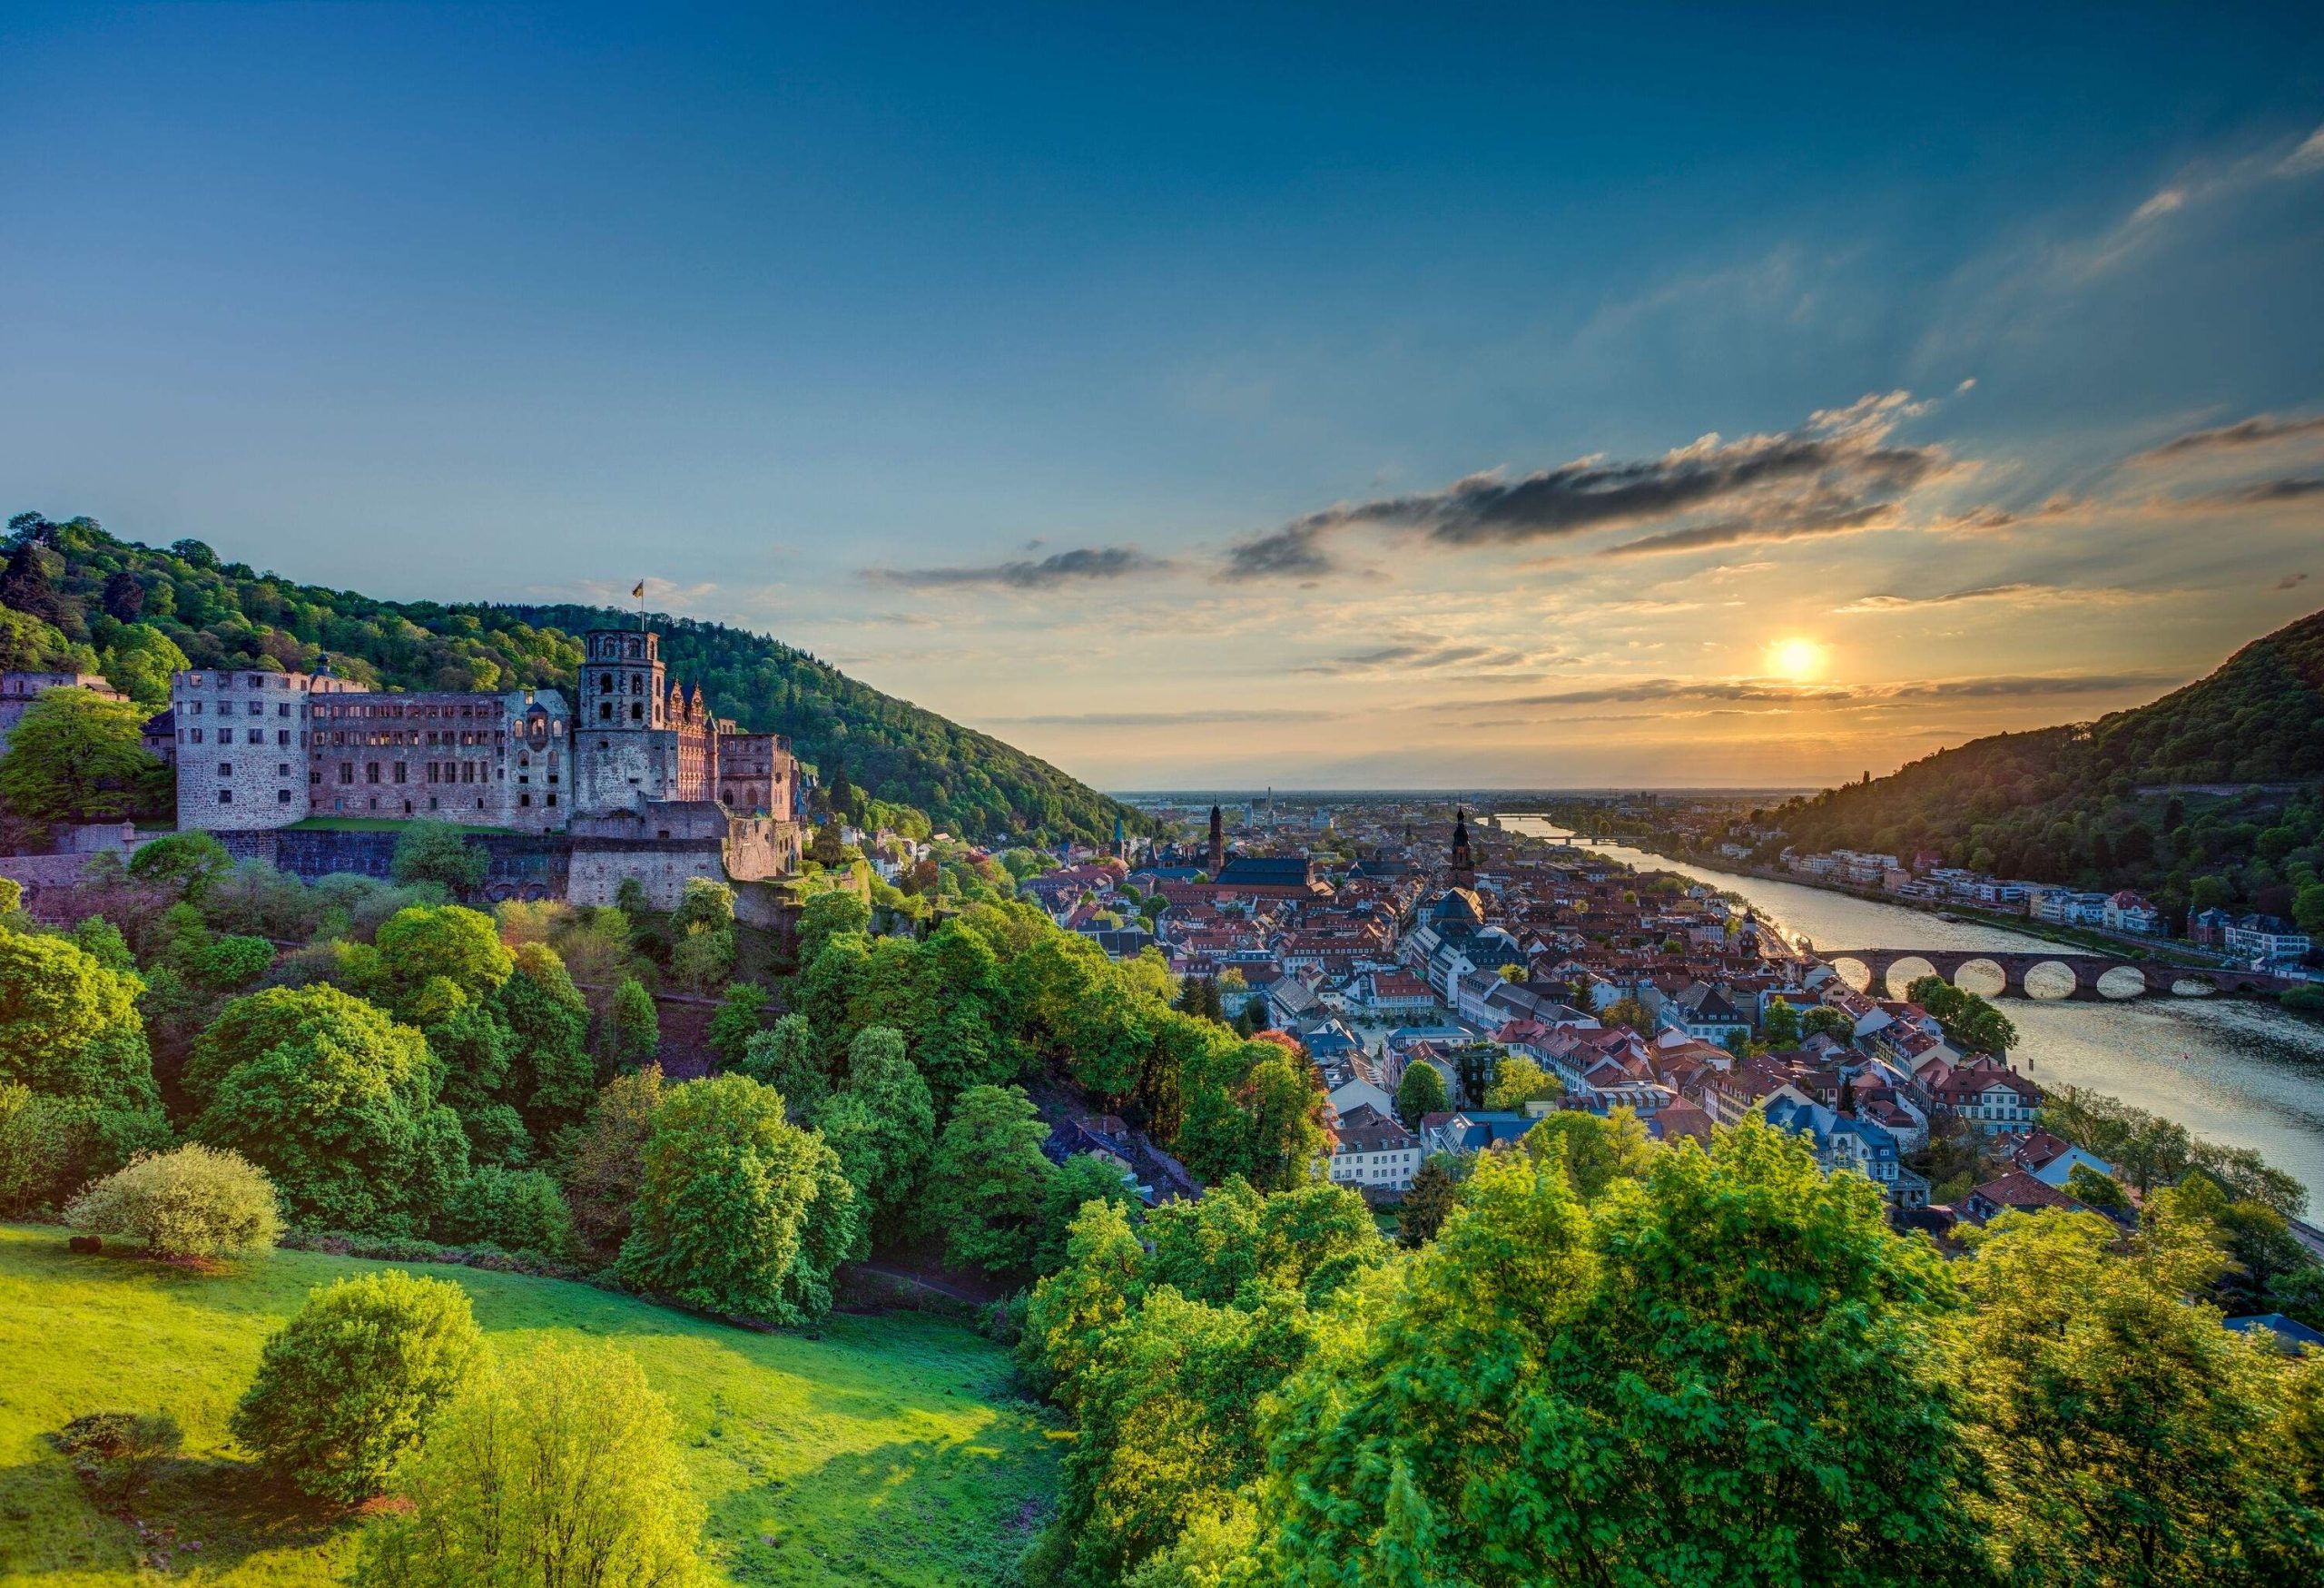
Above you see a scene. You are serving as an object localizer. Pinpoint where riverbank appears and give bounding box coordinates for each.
[1500,815,2324,1204]
[1579,837,2240,973]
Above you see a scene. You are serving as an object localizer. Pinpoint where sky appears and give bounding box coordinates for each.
[4,3,2323,792]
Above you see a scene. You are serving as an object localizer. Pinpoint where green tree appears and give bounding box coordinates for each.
[1959,1208,2324,1584]
[190,985,468,1234]
[563,1063,665,1261]
[2065,1160,2132,1215]
[231,1269,483,1505]
[615,1073,859,1324]
[735,1012,827,1117]
[1482,1053,1562,1111]
[376,904,512,1010]
[490,941,595,1130]
[99,623,190,708]
[1019,1197,1146,1406]
[1801,1004,1858,1042]
[0,686,157,825]
[808,1024,935,1248]
[125,830,232,899]
[1035,1152,1138,1276]
[704,981,770,1068]
[923,1083,1054,1277]
[610,977,659,1066]
[1397,1157,1459,1248]
[797,887,869,962]
[388,823,487,893]
[1760,996,1803,1047]
[1393,1060,1448,1125]
[436,1165,577,1259]
[352,1339,708,1588]
[64,1143,281,1258]
[1906,974,2019,1055]
[1255,1122,1979,1586]
[0,922,157,1110]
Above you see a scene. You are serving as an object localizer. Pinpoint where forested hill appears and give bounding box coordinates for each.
[1767,607,2324,920]
[0,512,1147,844]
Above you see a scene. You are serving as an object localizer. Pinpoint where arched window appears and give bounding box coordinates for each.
[600,673,613,692]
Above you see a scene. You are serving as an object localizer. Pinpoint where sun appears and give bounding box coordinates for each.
[1766,636,1826,680]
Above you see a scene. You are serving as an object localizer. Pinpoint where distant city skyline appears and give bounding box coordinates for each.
[5,3,2322,789]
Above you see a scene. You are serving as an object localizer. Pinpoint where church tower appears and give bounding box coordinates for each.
[573,627,680,812]
[1206,804,1225,875]
[1450,806,1476,890]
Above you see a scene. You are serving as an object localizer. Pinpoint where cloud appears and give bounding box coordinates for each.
[1829,581,2148,616]
[2133,412,2324,462]
[1466,668,2176,713]
[2277,572,2310,591]
[1295,636,1564,676]
[1872,671,2175,701]
[1928,494,2090,537]
[2277,123,2324,178]
[862,546,1166,589]
[1221,391,1955,578]
[988,707,1334,727]
[2186,477,2324,507]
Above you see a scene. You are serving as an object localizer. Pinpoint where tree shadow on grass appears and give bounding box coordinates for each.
[706,1435,1052,1587]
[0,1442,355,1579]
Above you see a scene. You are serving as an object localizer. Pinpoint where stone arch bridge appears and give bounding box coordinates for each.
[1807,946,2291,1001]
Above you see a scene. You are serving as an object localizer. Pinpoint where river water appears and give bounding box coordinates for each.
[1497,817,2324,1203]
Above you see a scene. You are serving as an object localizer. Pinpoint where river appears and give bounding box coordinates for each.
[1497,816,2324,1203]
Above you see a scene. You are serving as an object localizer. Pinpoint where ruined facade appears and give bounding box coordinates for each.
[168,623,803,902]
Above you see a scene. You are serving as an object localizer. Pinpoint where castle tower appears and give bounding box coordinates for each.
[1206,804,1224,875]
[574,627,679,811]
[1450,806,1475,890]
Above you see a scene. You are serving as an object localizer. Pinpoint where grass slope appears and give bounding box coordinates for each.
[0,1226,1055,1587]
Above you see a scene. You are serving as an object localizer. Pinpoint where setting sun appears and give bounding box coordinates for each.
[1767,636,1827,680]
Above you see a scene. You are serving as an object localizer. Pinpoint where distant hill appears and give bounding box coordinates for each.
[1766,608,2324,922]
[0,512,1149,845]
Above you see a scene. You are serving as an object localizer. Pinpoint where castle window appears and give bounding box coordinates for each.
[366,762,380,784]
[600,674,613,693]
[218,789,232,804]
[519,793,530,807]
[630,703,643,722]
[546,793,556,807]
[218,762,232,776]
[393,763,408,784]
[599,703,611,721]
[278,789,292,804]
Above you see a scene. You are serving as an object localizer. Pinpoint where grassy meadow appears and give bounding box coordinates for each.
[0,1225,1056,1586]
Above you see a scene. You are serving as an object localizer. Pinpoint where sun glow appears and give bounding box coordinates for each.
[1766,636,1826,680]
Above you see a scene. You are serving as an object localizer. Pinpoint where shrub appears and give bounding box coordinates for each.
[53,1410,182,1504]
[231,1269,483,1504]
[64,1143,281,1258]
[436,1166,577,1260]
[352,1340,707,1587]
[610,977,659,1065]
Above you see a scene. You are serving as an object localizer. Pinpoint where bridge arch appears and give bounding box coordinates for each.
[2095,964,2147,1000]
[1953,958,2008,998]
[2022,960,2079,1000]
[1884,955,1940,1000]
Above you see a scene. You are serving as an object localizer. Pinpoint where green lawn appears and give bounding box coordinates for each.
[0,1225,1056,1586]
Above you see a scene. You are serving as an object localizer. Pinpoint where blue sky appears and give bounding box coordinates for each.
[5,3,2322,788]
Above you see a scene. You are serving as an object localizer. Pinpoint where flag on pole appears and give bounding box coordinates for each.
[632,580,645,599]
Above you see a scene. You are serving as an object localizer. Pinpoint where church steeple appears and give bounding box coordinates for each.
[1206,804,1225,876]
[1450,806,1475,890]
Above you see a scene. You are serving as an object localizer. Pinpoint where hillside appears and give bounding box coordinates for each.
[0,511,1147,845]
[0,1225,1053,1586]
[1766,607,2324,923]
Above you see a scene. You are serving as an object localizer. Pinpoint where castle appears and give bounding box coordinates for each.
[167,624,803,906]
